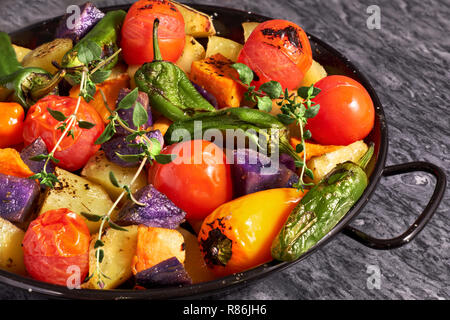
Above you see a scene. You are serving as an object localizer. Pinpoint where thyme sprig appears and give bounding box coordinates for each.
[231,62,321,190]
[29,41,120,188]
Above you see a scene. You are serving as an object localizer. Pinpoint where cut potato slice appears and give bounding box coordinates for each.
[176,35,206,74]
[39,167,115,234]
[83,225,138,289]
[299,60,328,87]
[81,150,148,202]
[12,44,31,62]
[242,22,260,42]
[172,1,216,37]
[307,140,368,184]
[0,217,26,275]
[206,36,243,62]
[21,38,73,74]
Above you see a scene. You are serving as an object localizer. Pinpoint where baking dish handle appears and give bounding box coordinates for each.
[343,161,447,250]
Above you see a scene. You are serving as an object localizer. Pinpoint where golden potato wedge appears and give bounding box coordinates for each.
[22,38,73,74]
[206,36,243,62]
[176,35,206,74]
[299,60,328,87]
[12,44,31,62]
[39,167,115,234]
[81,151,148,202]
[0,217,26,275]
[84,225,138,289]
[172,1,216,37]
[307,140,368,184]
[242,22,260,42]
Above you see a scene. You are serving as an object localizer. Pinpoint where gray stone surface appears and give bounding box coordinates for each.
[0,0,448,300]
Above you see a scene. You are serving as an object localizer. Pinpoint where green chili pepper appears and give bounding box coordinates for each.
[0,31,63,109]
[271,144,375,262]
[135,19,215,121]
[61,10,126,71]
[165,107,300,159]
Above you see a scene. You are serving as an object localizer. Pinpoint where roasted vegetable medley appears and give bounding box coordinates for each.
[0,0,376,290]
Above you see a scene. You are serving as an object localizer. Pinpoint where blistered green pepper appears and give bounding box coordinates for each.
[165,107,300,160]
[0,31,63,109]
[62,10,126,70]
[271,144,374,262]
[135,19,215,121]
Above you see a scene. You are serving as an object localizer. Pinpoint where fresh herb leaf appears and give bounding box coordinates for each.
[231,63,254,85]
[80,212,103,222]
[90,69,111,84]
[256,96,273,112]
[260,81,282,99]
[78,120,96,129]
[132,102,148,128]
[115,152,142,163]
[47,107,67,122]
[155,154,175,164]
[78,39,102,66]
[109,171,121,188]
[95,121,116,144]
[108,220,128,232]
[117,88,139,110]
[94,240,104,249]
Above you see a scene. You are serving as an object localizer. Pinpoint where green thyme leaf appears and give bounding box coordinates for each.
[90,69,111,84]
[80,212,103,222]
[117,87,139,110]
[95,121,116,144]
[295,144,304,153]
[78,120,96,129]
[256,96,273,112]
[260,81,282,99]
[78,39,102,66]
[155,154,175,164]
[47,107,67,122]
[132,101,148,128]
[114,152,142,163]
[96,248,104,263]
[231,63,254,85]
[94,239,104,249]
[109,171,121,188]
[108,220,128,232]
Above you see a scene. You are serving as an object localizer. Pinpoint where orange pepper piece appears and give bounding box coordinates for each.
[290,137,343,162]
[198,188,307,277]
[0,147,34,178]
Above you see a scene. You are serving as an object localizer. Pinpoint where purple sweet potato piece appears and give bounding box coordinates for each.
[102,130,163,167]
[116,184,186,229]
[115,88,152,136]
[20,137,54,174]
[231,149,299,197]
[0,173,40,228]
[55,2,105,42]
[135,257,192,288]
[279,153,296,172]
[192,82,218,109]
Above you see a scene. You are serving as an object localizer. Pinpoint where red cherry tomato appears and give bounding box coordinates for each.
[23,95,104,171]
[0,102,24,148]
[22,208,90,286]
[148,140,233,222]
[306,75,375,145]
[237,19,312,90]
[121,0,185,65]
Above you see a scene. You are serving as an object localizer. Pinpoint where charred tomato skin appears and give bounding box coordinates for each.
[237,19,313,90]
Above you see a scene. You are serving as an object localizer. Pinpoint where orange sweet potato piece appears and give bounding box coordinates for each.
[69,73,130,123]
[290,137,343,162]
[190,53,245,108]
[0,148,34,178]
[131,226,185,275]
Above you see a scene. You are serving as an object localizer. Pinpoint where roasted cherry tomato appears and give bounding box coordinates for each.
[22,208,90,286]
[23,95,104,171]
[306,75,375,145]
[148,140,233,222]
[0,102,25,148]
[121,0,185,65]
[237,19,312,90]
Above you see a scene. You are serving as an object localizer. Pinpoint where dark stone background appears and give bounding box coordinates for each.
[0,0,448,300]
